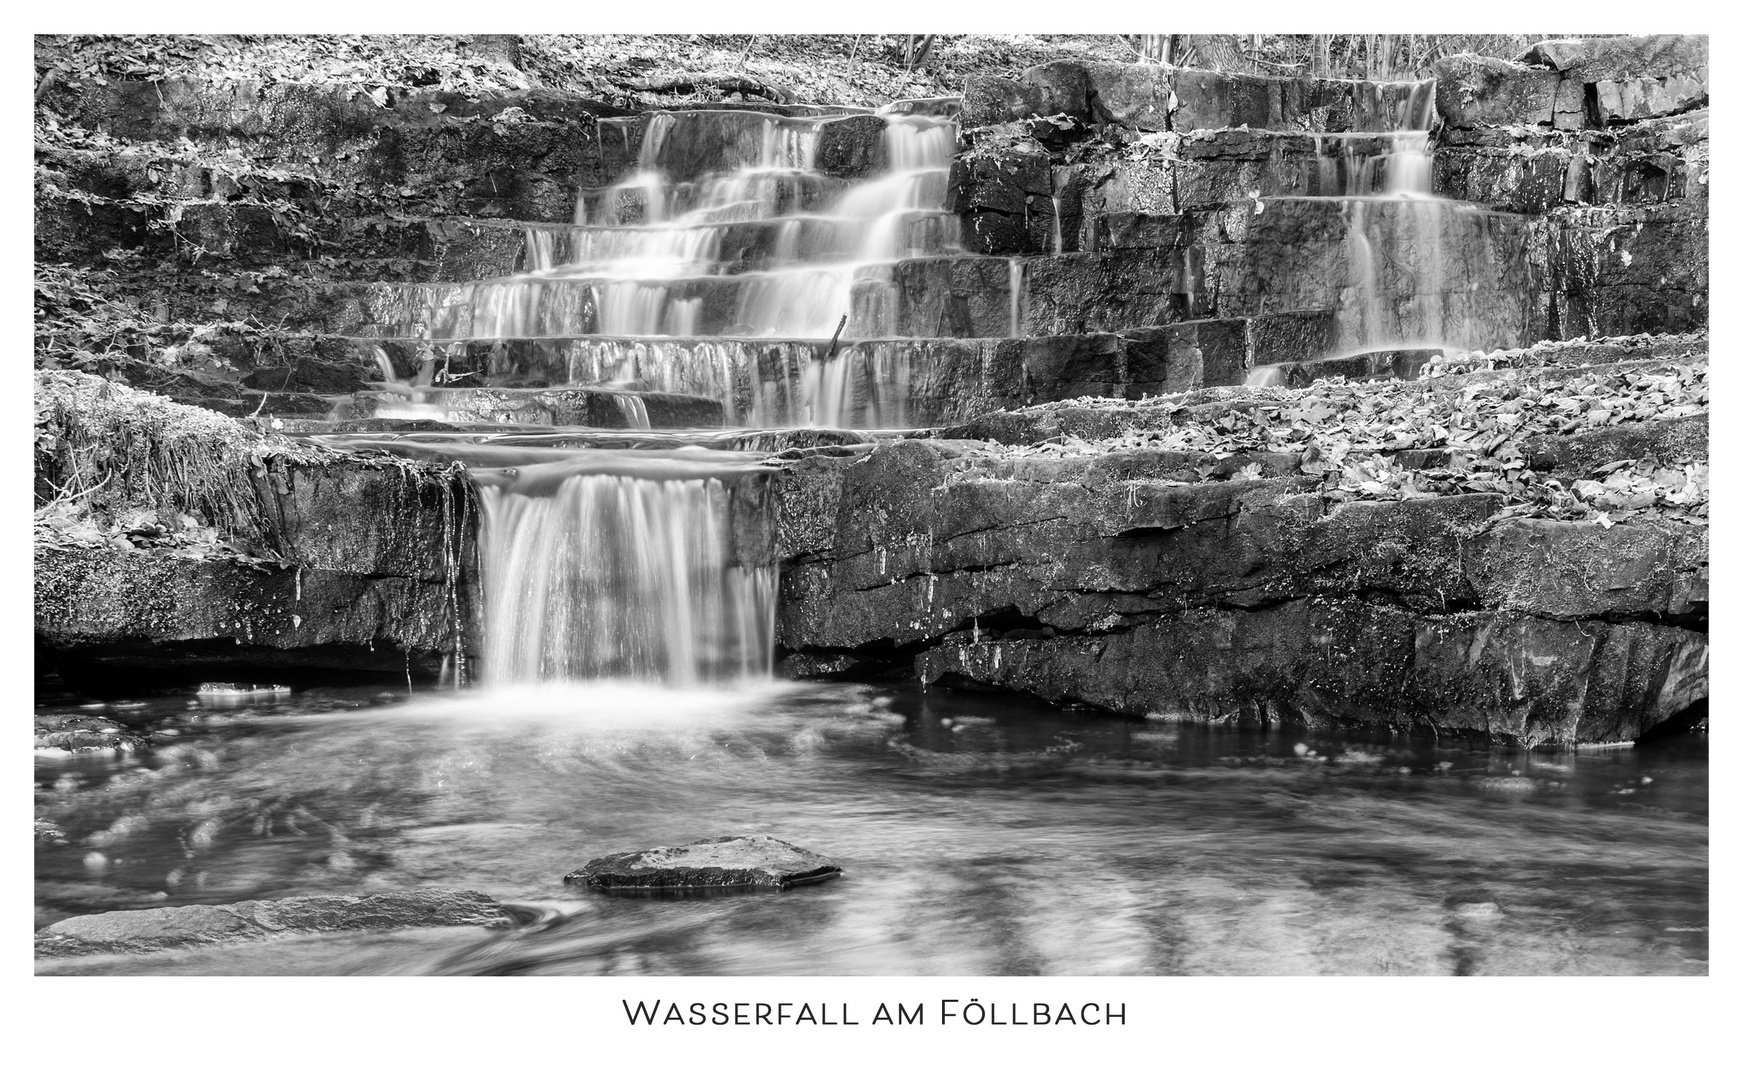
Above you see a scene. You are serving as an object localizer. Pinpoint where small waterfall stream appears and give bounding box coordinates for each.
[476,472,775,685]
[343,106,965,686]
[1248,83,1530,386]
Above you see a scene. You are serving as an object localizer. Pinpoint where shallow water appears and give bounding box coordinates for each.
[35,681,1707,976]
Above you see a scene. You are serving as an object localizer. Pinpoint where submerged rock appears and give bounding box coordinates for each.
[34,888,507,958]
[567,835,842,894]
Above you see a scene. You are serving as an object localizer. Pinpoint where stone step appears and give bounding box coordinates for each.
[1435,110,1707,215]
[520,209,963,273]
[132,317,1330,428]
[341,315,1336,427]
[595,108,900,184]
[346,386,724,428]
[40,81,905,191]
[573,168,853,226]
[300,199,1537,346]
[1245,349,1440,389]
[952,123,1706,260]
[963,60,1436,134]
[273,419,883,454]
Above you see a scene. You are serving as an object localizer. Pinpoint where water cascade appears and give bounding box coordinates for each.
[333,106,972,685]
[476,469,775,685]
[1247,81,1532,385]
[422,106,965,428]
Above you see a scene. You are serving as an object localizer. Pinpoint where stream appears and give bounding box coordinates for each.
[35,679,1708,976]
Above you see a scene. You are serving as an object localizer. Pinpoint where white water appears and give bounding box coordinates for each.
[485,110,961,341]
[476,468,776,686]
[1252,91,1531,367]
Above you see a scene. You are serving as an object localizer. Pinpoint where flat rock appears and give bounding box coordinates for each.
[567,834,842,894]
[35,887,506,958]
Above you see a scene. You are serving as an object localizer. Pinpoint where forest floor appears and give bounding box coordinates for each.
[35,34,1137,110]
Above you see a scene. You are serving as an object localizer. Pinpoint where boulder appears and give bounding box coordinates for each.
[567,835,842,893]
[1435,55,1560,130]
[1521,36,1707,127]
[35,888,506,957]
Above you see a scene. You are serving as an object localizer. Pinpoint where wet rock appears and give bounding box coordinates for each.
[1434,55,1560,130]
[949,144,1055,255]
[1121,320,1249,393]
[914,602,1705,746]
[813,114,891,180]
[1023,251,1190,334]
[34,888,506,958]
[36,547,467,683]
[567,835,842,893]
[34,713,150,756]
[1545,202,1707,338]
[351,386,723,429]
[1461,519,1707,622]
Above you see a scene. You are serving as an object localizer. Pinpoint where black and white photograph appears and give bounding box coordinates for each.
[30,21,1710,1016]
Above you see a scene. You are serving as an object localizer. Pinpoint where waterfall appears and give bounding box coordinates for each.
[1319,112,1530,358]
[505,109,962,343]
[474,460,776,686]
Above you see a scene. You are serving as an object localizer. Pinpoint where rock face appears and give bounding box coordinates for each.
[770,349,1708,745]
[34,372,478,688]
[951,40,1706,345]
[567,835,843,893]
[35,888,506,958]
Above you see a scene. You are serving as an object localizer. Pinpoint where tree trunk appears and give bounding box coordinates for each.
[1182,34,1254,73]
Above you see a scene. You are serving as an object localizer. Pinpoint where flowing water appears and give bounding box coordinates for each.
[1247,86,1529,388]
[34,681,1707,975]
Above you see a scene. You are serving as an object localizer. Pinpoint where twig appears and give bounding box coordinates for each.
[825,314,848,360]
[38,472,111,511]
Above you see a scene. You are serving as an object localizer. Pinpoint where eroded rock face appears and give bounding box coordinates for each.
[915,602,1705,747]
[34,372,478,686]
[770,351,1709,744]
[35,888,506,958]
[567,835,842,893]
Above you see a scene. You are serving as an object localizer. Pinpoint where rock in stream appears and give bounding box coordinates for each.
[567,835,843,894]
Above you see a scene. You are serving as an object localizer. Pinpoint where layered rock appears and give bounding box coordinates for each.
[34,371,477,688]
[771,351,1708,744]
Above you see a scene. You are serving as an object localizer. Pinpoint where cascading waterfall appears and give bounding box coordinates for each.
[470,451,778,686]
[310,432,780,688]
[423,105,959,428]
[1249,82,1529,385]
[1329,87,1529,357]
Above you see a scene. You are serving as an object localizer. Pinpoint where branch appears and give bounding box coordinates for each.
[625,72,796,105]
